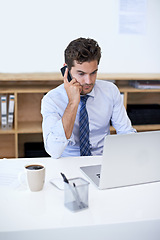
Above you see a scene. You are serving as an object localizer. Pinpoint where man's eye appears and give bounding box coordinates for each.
[79,72,84,76]
[91,71,97,75]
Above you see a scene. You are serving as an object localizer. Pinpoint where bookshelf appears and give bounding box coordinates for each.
[0,73,160,158]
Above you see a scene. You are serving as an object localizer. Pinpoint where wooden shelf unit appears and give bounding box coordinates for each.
[0,73,160,158]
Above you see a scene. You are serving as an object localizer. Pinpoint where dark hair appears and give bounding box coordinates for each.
[64,37,101,70]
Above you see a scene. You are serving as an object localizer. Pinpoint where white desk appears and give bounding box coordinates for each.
[0,156,160,240]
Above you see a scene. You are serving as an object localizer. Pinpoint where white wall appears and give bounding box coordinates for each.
[0,0,160,73]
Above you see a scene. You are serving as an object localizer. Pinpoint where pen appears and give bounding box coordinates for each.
[60,172,69,184]
[60,173,82,209]
[73,182,84,209]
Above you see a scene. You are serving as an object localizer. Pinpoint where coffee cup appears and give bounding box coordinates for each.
[19,164,45,191]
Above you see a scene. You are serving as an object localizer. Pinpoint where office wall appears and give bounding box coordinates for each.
[0,0,160,73]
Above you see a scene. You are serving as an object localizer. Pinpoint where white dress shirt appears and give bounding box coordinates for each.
[41,80,136,158]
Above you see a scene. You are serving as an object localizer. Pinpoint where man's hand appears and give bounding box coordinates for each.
[63,67,82,105]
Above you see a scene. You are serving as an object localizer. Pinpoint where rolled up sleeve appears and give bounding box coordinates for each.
[41,92,71,158]
[111,85,136,134]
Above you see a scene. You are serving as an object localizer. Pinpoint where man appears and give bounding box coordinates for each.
[41,37,136,158]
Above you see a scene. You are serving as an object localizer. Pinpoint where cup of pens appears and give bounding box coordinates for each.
[61,173,89,212]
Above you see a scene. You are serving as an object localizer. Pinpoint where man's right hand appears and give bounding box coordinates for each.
[63,67,82,106]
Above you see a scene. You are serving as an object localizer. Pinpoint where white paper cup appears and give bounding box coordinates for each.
[19,164,45,191]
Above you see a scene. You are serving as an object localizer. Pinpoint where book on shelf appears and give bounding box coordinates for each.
[130,80,160,89]
[8,95,15,129]
[0,94,15,130]
[0,95,7,129]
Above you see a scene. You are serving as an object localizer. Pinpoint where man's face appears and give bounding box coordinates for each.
[70,60,98,95]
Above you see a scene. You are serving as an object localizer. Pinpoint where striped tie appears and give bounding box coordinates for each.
[79,95,92,156]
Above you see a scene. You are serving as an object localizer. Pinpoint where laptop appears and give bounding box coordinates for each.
[80,131,160,189]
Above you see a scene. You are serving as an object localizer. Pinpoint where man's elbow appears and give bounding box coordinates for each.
[44,139,67,159]
[44,145,62,159]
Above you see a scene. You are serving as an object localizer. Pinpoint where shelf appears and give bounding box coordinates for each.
[18,121,42,133]
[0,74,160,158]
[97,73,160,80]
[0,72,160,81]
[133,124,160,132]
[0,72,63,81]
[110,124,160,133]
[0,85,58,93]
[0,122,43,134]
[0,128,15,134]
[119,86,160,93]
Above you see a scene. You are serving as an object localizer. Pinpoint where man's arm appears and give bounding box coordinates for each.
[62,68,82,139]
[111,84,136,134]
[41,68,82,158]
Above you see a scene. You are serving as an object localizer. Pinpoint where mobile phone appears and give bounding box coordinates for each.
[60,65,72,82]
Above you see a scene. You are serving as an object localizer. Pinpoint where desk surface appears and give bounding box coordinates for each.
[0,156,160,240]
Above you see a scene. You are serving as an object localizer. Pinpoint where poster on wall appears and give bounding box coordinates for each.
[119,0,147,34]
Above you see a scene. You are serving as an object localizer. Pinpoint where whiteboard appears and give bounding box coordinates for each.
[0,0,160,73]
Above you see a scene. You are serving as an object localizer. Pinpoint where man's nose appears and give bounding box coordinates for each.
[85,74,92,84]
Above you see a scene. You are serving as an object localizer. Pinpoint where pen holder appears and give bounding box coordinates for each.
[64,177,89,212]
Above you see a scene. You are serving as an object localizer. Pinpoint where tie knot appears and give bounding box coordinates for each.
[80,95,89,104]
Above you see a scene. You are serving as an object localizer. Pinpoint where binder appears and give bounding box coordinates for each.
[1,95,7,129]
[130,80,160,89]
[8,95,15,129]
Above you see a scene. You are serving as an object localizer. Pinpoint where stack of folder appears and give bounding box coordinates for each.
[0,94,15,130]
[130,80,160,89]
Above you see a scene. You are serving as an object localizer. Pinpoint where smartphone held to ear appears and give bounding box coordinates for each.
[60,66,72,82]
